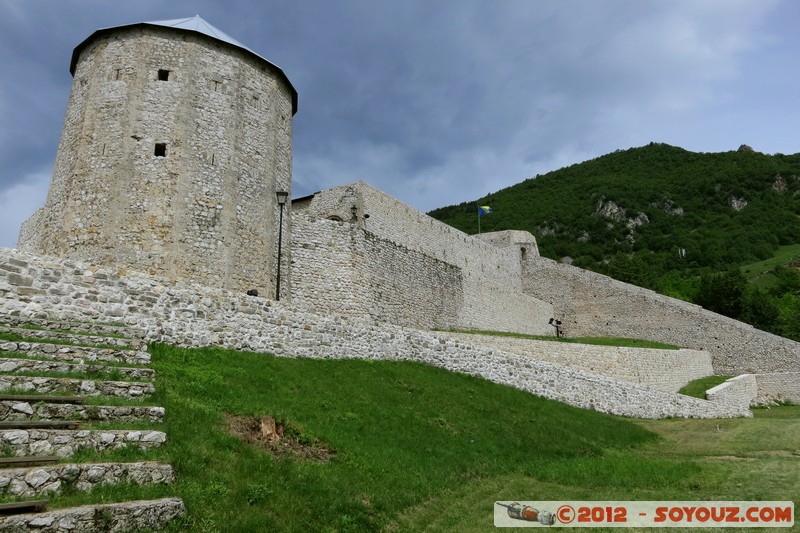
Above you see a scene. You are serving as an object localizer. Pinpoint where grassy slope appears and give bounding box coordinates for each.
[444,329,680,349]
[142,344,798,532]
[741,243,800,288]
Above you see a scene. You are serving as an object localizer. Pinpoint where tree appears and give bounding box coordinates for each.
[778,295,800,341]
[742,288,780,333]
[694,269,747,319]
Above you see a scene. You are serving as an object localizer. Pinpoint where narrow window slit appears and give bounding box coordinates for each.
[154,143,167,157]
[158,69,170,81]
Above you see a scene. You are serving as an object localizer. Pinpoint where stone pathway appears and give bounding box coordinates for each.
[0,316,184,531]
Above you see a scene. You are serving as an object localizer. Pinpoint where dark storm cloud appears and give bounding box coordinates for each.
[0,0,795,247]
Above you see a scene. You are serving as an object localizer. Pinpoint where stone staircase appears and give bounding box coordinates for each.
[0,316,184,531]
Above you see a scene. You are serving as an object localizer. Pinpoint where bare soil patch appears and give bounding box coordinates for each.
[225,413,335,462]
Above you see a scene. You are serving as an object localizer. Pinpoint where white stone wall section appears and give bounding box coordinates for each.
[753,372,800,406]
[443,332,714,392]
[0,248,768,419]
[523,256,800,374]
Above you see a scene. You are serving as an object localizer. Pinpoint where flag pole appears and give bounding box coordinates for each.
[478,206,481,234]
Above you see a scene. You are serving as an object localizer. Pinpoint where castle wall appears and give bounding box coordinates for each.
[523,257,800,374]
[707,373,800,408]
[754,373,800,405]
[442,332,714,393]
[0,248,754,419]
[291,215,462,330]
[293,183,554,335]
[705,375,758,412]
[18,26,293,295]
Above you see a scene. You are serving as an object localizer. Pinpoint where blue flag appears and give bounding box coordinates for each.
[478,205,492,215]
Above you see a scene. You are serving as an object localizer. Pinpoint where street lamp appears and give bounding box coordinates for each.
[548,317,563,338]
[275,190,289,301]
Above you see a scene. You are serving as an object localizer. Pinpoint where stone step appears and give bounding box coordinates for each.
[0,357,155,381]
[0,429,167,457]
[0,497,185,531]
[0,341,150,366]
[0,395,83,404]
[0,456,59,468]
[0,499,48,515]
[0,401,165,423]
[0,421,80,430]
[0,325,144,350]
[0,376,154,398]
[0,461,174,499]
[0,315,144,340]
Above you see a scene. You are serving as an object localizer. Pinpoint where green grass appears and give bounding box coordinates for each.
[444,329,681,349]
[147,344,664,531]
[143,344,796,531]
[13,342,795,531]
[678,375,733,399]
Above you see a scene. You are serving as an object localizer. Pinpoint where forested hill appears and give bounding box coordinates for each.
[430,143,800,271]
[428,143,800,340]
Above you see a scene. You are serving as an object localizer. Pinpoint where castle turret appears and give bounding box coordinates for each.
[19,16,296,296]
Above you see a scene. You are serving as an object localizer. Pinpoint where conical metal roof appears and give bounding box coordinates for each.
[143,16,256,57]
[70,15,297,114]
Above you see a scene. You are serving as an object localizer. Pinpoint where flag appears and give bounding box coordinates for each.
[478,206,492,215]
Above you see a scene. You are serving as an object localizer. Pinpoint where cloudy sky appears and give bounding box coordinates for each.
[1,0,798,248]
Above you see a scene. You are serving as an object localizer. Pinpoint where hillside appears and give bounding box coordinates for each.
[151,344,798,531]
[429,143,800,339]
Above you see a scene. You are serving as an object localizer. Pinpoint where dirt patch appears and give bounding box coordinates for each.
[703,455,757,462]
[225,414,335,462]
[703,450,800,461]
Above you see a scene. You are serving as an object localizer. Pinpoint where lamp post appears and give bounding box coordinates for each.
[275,190,289,301]
[548,318,562,338]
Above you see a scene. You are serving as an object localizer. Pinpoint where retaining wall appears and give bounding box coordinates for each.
[705,375,758,411]
[443,332,713,393]
[0,248,756,419]
[0,498,184,532]
[754,372,800,406]
[523,256,799,374]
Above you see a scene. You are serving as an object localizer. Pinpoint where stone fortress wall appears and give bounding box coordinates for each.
[442,332,714,393]
[18,24,295,295]
[0,248,760,419]
[522,257,799,375]
[9,16,798,423]
[292,182,554,334]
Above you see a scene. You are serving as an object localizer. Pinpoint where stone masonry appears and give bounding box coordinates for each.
[292,182,554,335]
[0,462,174,499]
[523,256,799,375]
[0,311,181,530]
[0,498,185,532]
[6,13,798,438]
[18,19,296,296]
[0,247,769,419]
[443,332,714,393]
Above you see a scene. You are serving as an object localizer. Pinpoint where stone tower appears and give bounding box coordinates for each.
[19,16,297,296]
